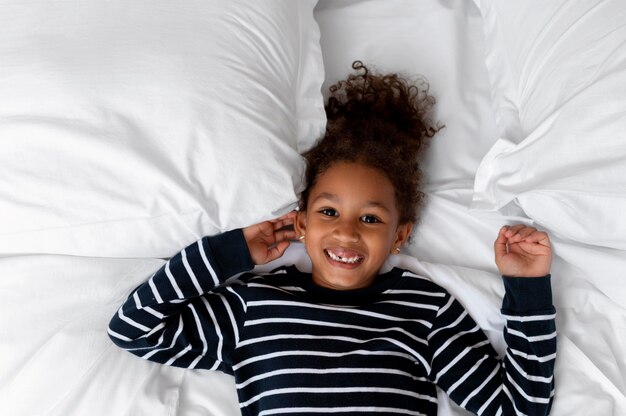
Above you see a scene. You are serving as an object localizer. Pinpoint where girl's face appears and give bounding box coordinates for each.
[296,161,413,290]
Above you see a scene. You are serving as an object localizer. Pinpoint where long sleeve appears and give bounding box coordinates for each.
[108,229,255,373]
[428,275,556,415]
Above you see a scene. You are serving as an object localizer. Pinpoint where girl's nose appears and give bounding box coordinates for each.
[333,219,360,243]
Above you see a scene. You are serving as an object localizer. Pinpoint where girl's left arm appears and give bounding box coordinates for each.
[429,278,556,415]
[428,224,556,415]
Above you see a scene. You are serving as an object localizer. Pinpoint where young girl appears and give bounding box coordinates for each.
[109,62,555,416]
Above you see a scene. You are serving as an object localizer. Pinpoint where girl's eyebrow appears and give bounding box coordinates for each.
[313,192,338,203]
[365,201,391,213]
[313,192,391,212]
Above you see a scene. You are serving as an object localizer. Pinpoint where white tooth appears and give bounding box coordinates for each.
[326,250,363,264]
[327,251,358,263]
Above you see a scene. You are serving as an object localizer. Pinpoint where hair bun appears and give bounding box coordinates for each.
[325,61,441,159]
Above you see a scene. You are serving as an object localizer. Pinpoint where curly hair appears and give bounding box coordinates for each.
[300,61,443,225]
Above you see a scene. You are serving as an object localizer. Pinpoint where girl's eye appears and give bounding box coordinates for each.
[320,208,338,217]
[361,215,381,224]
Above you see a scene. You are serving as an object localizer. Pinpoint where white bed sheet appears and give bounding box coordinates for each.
[1,0,626,415]
[0,254,238,416]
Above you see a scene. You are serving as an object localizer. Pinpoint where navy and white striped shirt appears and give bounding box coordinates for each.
[109,229,556,415]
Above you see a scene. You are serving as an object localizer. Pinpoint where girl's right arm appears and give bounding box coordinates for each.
[107,213,296,372]
[107,229,254,372]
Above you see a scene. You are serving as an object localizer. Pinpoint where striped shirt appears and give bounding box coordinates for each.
[109,229,556,416]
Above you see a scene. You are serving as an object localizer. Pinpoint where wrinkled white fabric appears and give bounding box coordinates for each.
[471,0,626,250]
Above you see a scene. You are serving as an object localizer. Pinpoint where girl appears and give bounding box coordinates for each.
[109,62,555,415]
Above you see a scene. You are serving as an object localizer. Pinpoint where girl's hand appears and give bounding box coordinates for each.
[243,211,298,265]
[494,224,552,277]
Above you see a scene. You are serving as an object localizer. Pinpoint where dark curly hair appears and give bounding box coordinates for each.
[300,61,443,225]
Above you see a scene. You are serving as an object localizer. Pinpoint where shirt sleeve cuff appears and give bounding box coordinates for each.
[501,275,554,314]
[205,228,254,280]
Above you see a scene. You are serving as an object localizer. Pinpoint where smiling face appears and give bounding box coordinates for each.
[295,161,413,290]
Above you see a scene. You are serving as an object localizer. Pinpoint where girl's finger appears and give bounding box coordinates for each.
[504,224,526,238]
[525,230,551,246]
[271,219,293,232]
[514,226,537,241]
[271,212,297,229]
[494,226,509,260]
[268,240,290,261]
[275,229,297,242]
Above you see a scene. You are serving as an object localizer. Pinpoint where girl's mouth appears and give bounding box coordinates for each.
[324,248,364,265]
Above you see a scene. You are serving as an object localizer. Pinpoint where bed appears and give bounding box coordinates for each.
[1,0,625,415]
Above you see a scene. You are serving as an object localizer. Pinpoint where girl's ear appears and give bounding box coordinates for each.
[294,210,307,237]
[392,222,414,252]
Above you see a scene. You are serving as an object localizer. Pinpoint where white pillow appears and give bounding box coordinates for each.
[471,0,626,249]
[314,0,500,189]
[0,0,325,257]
